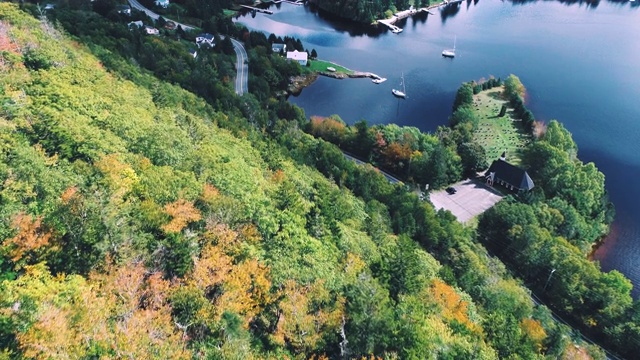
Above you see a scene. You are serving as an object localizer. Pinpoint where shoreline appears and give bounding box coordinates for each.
[288,60,381,95]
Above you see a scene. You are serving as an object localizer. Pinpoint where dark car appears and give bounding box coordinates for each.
[446,187,457,195]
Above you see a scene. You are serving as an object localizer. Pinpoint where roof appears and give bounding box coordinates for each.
[272,43,285,49]
[486,159,534,191]
[287,50,308,61]
[196,33,215,41]
[128,21,144,28]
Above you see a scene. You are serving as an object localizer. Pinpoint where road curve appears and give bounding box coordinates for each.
[128,0,195,31]
[127,0,247,95]
[229,38,248,95]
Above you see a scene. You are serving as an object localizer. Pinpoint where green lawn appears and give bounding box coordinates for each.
[306,59,354,75]
[472,87,531,165]
[223,9,237,17]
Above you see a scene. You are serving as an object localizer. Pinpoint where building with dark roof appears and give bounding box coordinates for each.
[485,153,534,192]
[195,33,215,48]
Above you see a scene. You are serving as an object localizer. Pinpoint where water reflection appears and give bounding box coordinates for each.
[440,3,462,22]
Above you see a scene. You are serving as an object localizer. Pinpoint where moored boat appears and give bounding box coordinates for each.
[392,72,406,98]
[442,36,456,58]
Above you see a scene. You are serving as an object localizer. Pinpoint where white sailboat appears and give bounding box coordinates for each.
[442,36,456,58]
[392,72,406,98]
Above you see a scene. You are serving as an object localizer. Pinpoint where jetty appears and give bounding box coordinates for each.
[240,5,273,14]
[269,0,304,4]
[375,2,451,33]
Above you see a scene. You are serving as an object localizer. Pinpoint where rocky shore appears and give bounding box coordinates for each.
[287,73,319,95]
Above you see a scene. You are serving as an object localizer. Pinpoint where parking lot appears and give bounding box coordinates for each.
[429,179,504,223]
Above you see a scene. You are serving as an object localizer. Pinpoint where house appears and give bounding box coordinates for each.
[144,26,160,35]
[271,42,286,53]
[128,20,144,30]
[43,3,55,10]
[116,5,131,15]
[189,49,198,59]
[155,0,170,8]
[195,33,215,48]
[485,152,534,192]
[286,50,308,66]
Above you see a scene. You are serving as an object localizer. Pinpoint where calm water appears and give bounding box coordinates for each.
[237,0,640,297]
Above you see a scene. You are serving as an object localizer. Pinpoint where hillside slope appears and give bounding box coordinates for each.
[0,3,608,359]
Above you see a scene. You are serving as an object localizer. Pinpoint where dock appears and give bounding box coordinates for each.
[267,0,303,4]
[240,5,273,14]
[375,2,449,33]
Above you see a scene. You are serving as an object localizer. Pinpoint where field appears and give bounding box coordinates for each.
[472,87,531,165]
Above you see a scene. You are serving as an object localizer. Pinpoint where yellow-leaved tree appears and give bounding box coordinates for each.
[0,262,191,359]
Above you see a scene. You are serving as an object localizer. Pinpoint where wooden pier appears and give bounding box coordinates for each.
[240,5,273,14]
[376,2,448,33]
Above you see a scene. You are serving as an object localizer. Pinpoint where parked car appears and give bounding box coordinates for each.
[446,187,457,195]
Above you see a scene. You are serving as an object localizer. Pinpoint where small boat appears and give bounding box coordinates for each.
[391,28,403,34]
[442,36,456,58]
[326,67,336,72]
[372,77,387,84]
[392,72,406,98]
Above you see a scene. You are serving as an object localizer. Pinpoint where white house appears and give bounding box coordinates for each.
[144,26,160,35]
[189,49,198,59]
[286,50,308,66]
[128,21,144,30]
[195,33,215,48]
[116,5,131,15]
[155,0,170,8]
[271,43,286,53]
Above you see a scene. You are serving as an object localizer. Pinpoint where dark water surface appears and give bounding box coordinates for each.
[237,0,640,297]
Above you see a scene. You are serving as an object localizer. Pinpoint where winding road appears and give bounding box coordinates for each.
[229,38,248,95]
[127,0,248,95]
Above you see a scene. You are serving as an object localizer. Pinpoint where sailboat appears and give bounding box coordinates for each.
[392,72,406,98]
[442,36,456,58]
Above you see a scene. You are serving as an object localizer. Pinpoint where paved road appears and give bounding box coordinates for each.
[127,0,247,94]
[343,153,402,184]
[229,38,248,95]
[128,0,195,30]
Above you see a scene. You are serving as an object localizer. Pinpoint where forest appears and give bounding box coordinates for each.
[311,0,437,23]
[0,1,638,359]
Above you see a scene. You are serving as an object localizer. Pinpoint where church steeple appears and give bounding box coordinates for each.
[500,151,506,161]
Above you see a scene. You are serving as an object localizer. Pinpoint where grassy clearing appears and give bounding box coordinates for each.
[223,9,237,17]
[306,59,354,75]
[472,87,531,165]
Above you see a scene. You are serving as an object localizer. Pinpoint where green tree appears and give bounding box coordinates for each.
[458,141,488,175]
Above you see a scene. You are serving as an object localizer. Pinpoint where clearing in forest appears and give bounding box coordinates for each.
[472,87,531,165]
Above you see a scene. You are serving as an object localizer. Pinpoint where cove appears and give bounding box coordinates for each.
[236,0,640,298]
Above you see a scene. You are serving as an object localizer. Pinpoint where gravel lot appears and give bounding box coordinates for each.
[429,179,504,223]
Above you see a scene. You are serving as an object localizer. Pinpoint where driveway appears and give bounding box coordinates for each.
[429,179,503,223]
